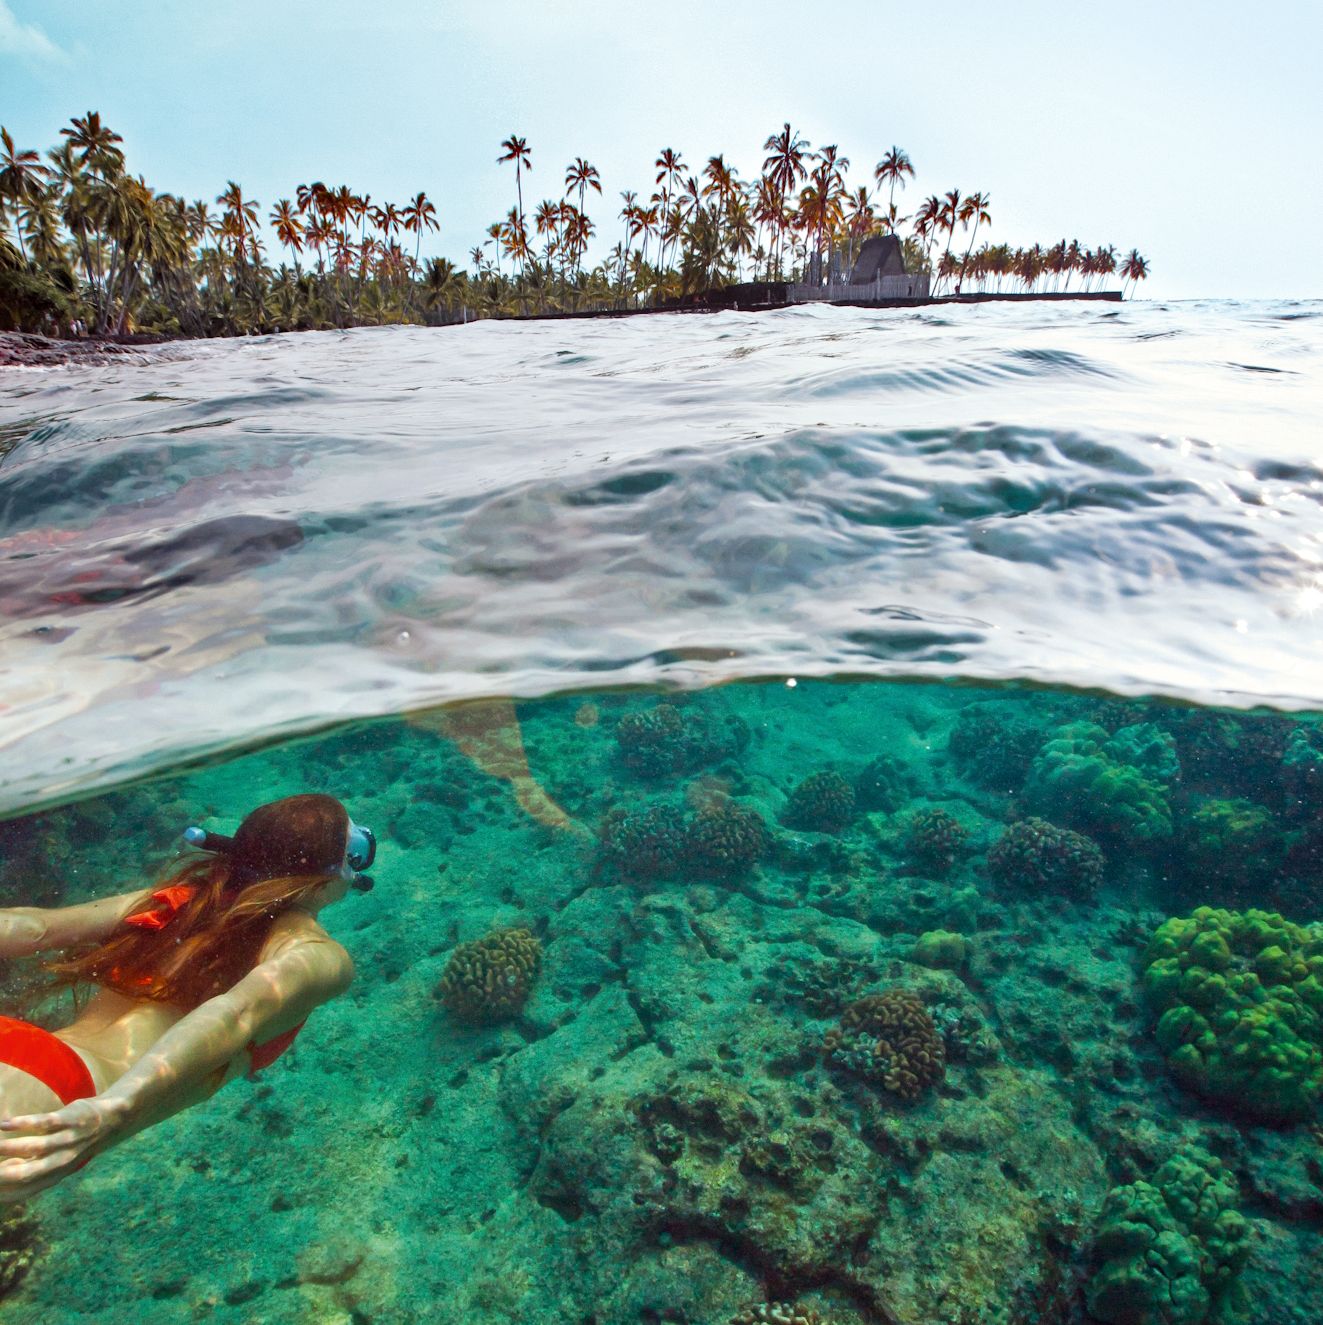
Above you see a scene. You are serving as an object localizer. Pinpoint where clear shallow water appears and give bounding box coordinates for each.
[1,299,1320,815]
[0,679,1319,1324]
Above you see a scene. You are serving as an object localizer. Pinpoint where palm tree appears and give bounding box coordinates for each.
[402,191,438,267]
[617,190,639,294]
[874,147,914,227]
[1095,244,1118,292]
[269,199,304,269]
[499,206,531,275]
[843,186,874,273]
[497,136,531,268]
[653,148,685,277]
[563,158,601,274]
[0,128,53,261]
[421,256,463,320]
[912,195,942,278]
[1120,249,1149,299]
[59,112,123,179]
[934,189,963,292]
[807,144,849,282]
[217,181,259,269]
[702,154,737,230]
[762,123,808,278]
[533,198,561,275]
[955,192,990,293]
[726,192,755,281]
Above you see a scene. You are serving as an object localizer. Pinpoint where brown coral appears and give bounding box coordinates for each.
[729,1305,829,1325]
[437,927,542,1023]
[782,771,856,834]
[0,1204,39,1298]
[686,797,770,878]
[823,990,945,1102]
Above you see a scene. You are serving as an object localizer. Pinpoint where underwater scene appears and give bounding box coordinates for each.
[2,301,1323,1323]
[0,679,1321,1324]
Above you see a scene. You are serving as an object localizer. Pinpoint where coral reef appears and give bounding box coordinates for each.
[729,1305,829,1325]
[903,807,967,876]
[614,701,749,777]
[1142,907,1323,1121]
[598,802,690,880]
[437,927,543,1023]
[822,991,945,1101]
[685,797,770,879]
[910,930,969,970]
[985,816,1105,898]
[1025,721,1177,847]
[1086,1149,1250,1325]
[781,772,855,834]
[598,795,769,882]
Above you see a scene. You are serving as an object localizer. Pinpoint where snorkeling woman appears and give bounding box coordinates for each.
[0,793,369,1202]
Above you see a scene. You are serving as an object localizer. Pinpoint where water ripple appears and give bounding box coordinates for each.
[1,299,1321,812]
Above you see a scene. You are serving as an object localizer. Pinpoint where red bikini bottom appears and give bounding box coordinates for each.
[0,1015,98,1104]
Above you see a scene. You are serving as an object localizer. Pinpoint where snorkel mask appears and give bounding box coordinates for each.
[182,817,377,892]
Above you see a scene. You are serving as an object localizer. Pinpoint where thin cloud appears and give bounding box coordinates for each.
[0,1,67,63]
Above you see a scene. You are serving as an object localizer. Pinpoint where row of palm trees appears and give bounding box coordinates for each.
[0,112,1150,338]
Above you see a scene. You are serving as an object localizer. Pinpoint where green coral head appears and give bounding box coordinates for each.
[1142,908,1323,1122]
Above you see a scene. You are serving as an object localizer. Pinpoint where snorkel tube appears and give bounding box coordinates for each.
[182,825,235,854]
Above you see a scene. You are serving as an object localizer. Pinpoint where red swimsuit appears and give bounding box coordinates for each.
[0,1017,97,1104]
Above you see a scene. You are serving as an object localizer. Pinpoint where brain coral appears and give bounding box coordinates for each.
[729,1305,829,1325]
[597,802,690,880]
[437,927,543,1023]
[782,771,856,834]
[904,807,967,876]
[823,990,945,1102]
[1025,721,1177,847]
[685,797,769,878]
[1142,906,1323,1121]
[1086,1149,1250,1325]
[985,816,1105,897]
[614,701,749,777]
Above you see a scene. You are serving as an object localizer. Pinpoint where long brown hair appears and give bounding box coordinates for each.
[44,794,349,1011]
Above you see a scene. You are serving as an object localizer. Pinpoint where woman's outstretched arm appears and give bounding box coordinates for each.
[0,891,154,957]
[0,938,353,1200]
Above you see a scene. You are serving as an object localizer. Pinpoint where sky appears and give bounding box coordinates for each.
[2,0,1320,300]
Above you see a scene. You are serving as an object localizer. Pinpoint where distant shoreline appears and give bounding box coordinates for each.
[513,287,1125,321]
[0,290,1125,367]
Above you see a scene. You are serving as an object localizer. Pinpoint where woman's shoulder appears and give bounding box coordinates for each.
[258,907,349,965]
[254,909,356,1003]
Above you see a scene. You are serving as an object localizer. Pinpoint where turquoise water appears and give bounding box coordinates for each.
[1,303,1322,1323]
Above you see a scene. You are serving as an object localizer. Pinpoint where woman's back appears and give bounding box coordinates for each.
[52,907,330,1093]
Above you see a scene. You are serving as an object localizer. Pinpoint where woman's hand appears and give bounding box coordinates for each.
[0,1095,132,1201]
